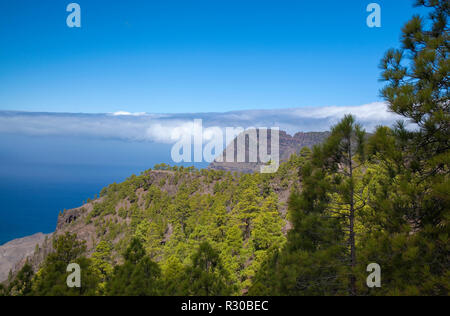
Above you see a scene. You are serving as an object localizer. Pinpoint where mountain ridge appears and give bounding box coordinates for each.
[209,130,329,173]
[0,129,327,285]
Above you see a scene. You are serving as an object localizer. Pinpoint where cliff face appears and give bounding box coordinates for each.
[209,130,329,173]
[0,233,50,282]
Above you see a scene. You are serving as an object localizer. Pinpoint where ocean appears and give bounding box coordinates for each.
[0,135,206,245]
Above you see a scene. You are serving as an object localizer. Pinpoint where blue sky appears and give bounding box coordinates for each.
[0,0,430,245]
[0,0,429,113]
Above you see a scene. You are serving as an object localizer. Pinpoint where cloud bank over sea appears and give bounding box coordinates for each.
[0,102,402,144]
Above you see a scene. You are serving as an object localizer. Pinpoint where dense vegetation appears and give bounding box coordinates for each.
[250,0,449,296]
[2,0,448,296]
[3,148,304,296]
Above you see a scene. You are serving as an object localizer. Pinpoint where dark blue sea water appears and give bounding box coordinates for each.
[0,164,144,245]
[0,135,206,245]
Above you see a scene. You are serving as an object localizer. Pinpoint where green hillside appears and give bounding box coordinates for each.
[2,0,448,297]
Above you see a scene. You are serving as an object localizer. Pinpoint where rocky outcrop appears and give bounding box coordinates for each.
[209,130,329,173]
[0,233,50,283]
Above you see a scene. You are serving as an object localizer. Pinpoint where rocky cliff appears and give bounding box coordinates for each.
[0,233,50,282]
[209,130,329,173]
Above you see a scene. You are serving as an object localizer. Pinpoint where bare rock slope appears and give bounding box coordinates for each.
[0,233,50,282]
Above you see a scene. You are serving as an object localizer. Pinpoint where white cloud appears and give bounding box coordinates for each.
[292,102,392,120]
[145,121,196,143]
[0,103,404,144]
[110,111,147,116]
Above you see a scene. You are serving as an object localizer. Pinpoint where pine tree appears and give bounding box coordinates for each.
[32,233,99,296]
[107,238,162,296]
[183,242,235,296]
[308,0,450,296]
[91,240,114,295]
[357,0,449,295]
[7,263,34,296]
[381,0,449,164]
[380,0,449,228]
[161,256,186,295]
[250,116,368,296]
[319,115,367,295]
[251,192,284,252]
